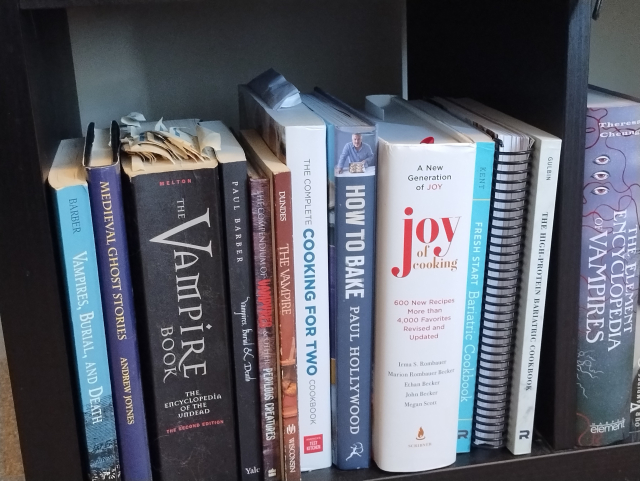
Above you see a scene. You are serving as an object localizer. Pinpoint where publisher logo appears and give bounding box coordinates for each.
[416,427,425,440]
[303,434,323,454]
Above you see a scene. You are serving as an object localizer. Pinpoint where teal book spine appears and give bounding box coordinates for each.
[457,141,494,452]
[52,184,121,480]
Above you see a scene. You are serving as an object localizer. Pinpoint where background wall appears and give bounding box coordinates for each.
[589,0,640,97]
[68,0,405,130]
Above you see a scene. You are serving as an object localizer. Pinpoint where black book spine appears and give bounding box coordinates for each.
[218,160,263,480]
[123,168,239,481]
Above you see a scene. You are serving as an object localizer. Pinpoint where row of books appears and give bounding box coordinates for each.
[47,69,640,480]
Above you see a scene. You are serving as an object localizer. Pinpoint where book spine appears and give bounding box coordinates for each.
[250,177,282,480]
[372,141,476,472]
[506,139,561,455]
[286,127,331,470]
[333,174,376,469]
[123,169,238,480]
[218,161,263,481]
[456,141,494,453]
[52,184,120,481]
[86,164,152,480]
[576,105,640,447]
[630,307,640,442]
[271,171,302,481]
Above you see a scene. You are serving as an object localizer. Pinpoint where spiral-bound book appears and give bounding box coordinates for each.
[433,98,534,449]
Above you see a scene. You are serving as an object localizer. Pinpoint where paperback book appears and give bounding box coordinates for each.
[84,122,153,480]
[241,129,302,481]
[49,137,121,481]
[576,89,640,447]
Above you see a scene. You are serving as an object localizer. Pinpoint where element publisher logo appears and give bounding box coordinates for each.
[416,427,425,440]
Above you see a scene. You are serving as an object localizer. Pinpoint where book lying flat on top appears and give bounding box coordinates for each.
[365,95,478,472]
[447,98,562,455]
[84,122,153,480]
[121,120,239,480]
[49,137,121,481]
[239,83,331,471]
[409,99,495,453]
[301,90,377,470]
[576,88,640,447]
[432,98,534,449]
[241,129,301,481]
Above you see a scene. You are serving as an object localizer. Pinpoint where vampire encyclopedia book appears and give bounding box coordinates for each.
[576,89,640,447]
[249,163,282,480]
[49,137,121,480]
[84,123,152,480]
[122,125,239,480]
[204,121,262,480]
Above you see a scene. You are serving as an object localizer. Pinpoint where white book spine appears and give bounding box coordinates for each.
[506,138,562,454]
[372,140,476,472]
[285,125,332,470]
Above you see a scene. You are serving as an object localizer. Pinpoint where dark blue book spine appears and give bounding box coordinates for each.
[334,173,376,469]
[87,163,153,481]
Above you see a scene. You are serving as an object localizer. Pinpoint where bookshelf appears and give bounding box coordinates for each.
[0,0,636,479]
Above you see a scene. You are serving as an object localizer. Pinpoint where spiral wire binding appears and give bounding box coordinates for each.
[472,142,533,448]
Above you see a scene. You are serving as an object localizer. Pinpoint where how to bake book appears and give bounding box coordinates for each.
[409,100,495,453]
[365,95,476,472]
[48,138,121,481]
[84,122,152,480]
[248,163,282,480]
[207,120,263,480]
[432,98,534,448]
[239,83,331,471]
[241,129,301,481]
[302,90,377,470]
[121,120,238,480]
[449,98,562,455]
[576,89,640,447]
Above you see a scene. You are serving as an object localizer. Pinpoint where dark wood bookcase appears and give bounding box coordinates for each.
[1,0,638,479]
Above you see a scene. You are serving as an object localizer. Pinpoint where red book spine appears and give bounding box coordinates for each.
[271,172,301,481]
[250,176,282,480]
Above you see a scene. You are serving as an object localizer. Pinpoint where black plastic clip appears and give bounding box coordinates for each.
[592,0,604,20]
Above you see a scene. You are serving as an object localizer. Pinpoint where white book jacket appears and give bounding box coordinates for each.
[368,96,478,472]
[239,85,332,470]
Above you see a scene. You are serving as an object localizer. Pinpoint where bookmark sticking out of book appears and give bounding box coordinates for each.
[248,68,301,110]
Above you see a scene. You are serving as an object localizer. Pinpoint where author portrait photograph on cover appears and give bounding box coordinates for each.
[337,133,374,174]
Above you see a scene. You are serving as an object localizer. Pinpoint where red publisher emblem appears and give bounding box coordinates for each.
[303,434,323,454]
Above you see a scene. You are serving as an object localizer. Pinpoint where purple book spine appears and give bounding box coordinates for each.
[576,100,640,447]
[87,162,153,481]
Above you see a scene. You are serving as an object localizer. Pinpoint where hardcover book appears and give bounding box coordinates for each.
[204,121,262,480]
[576,89,640,447]
[448,98,563,455]
[248,163,282,480]
[239,83,331,471]
[48,138,121,481]
[241,129,301,481]
[302,90,377,470]
[365,95,477,472]
[84,123,152,480]
[121,121,239,480]
[409,99,495,453]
